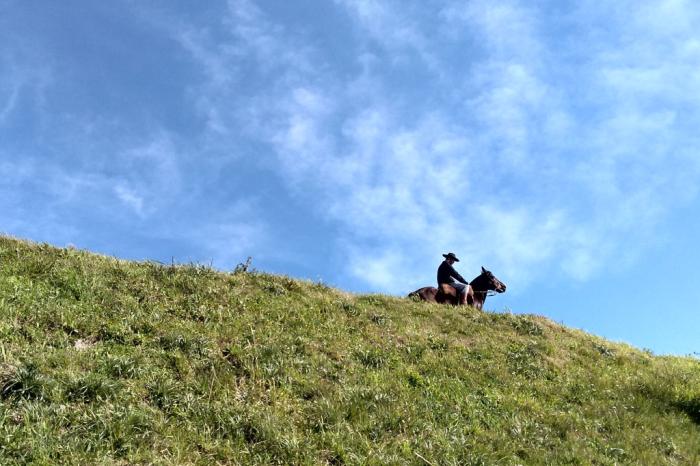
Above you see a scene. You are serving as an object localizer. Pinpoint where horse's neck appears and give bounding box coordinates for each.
[470,275,488,310]
[470,275,488,293]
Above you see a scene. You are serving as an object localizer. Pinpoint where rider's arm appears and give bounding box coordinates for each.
[449,265,468,284]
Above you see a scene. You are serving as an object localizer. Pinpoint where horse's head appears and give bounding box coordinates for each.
[472,266,507,293]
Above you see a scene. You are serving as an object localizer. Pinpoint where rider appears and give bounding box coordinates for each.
[437,252,469,302]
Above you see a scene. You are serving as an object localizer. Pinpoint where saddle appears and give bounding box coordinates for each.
[439,283,468,305]
[439,283,458,298]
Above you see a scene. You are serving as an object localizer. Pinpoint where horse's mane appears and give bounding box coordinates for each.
[469,272,489,292]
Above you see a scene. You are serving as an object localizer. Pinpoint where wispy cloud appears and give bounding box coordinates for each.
[117,132,182,212]
[223,1,571,290]
[333,0,429,56]
[0,51,52,127]
[114,184,145,217]
[276,1,700,291]
[188,201,267,270]
[0,79,20,123]
[87,0,700,293]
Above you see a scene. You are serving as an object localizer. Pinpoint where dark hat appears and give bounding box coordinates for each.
[442,252,459,262]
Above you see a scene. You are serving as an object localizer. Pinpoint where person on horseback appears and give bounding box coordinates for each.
[437,252,469,303]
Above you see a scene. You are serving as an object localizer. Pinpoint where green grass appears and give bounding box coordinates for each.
[0,235,698,465]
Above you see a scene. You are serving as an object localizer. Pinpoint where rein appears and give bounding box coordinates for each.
[472,289,498,297]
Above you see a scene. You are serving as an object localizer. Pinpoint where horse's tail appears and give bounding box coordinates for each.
[408,287,430,299]
[408,286,438,303]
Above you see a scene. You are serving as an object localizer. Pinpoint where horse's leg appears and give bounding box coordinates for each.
[439,284,460,305]
[436,288,451,304]
[460,290,467,306]
[434,289,443,304]
[465,285,474,306]
[449,291,459,306]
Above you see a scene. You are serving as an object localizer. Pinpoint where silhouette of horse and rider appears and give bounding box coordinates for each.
[409,252,506,310]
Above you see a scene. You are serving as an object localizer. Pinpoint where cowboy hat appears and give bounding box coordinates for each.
[442,252,459,262]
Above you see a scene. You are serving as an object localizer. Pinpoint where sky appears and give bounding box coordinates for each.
[1,0,699,356]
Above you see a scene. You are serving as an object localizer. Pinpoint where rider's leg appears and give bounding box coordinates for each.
[451,282,467,305]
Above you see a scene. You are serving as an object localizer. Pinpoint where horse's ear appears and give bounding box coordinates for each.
[481,266,487,273]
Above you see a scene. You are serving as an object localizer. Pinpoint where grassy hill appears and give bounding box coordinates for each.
[0,236,698,465]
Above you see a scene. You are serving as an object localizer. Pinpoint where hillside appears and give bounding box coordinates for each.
[0,236,698,465]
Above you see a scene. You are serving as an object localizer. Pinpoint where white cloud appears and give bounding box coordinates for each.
[176,200,267,270]
[168,0,700,294]
[270,86,336,180]
[0,52,52,126]
[114,184,145,217]
[0,3,275,268]
[347,248,418,293]
[2,127,165,208]
[225,0,296,70]
[334,0,425,51]
[0,79,19,123]
[122,132,181,192]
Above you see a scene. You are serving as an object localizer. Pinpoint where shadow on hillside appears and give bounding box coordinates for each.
[674,398,700,425]
[639,385,700,426]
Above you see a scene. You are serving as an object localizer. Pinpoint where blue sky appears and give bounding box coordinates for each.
[2,0,699,356]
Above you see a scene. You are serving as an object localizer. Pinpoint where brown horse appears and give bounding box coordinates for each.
[409,266,506,310]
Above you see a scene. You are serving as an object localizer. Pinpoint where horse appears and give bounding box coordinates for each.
[409,266,506,310]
